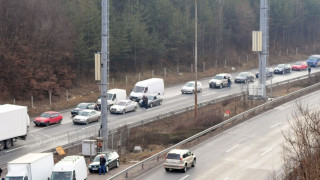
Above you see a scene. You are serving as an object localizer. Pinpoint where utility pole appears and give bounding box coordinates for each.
[100,0,109,152]
[258,0,269,99]
[194,0,198,120]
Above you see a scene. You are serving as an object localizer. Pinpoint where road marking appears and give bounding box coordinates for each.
[223,177,229,180]
[202,92,216,97]
[179,175,189,180]
[270,122,282,129]
[146,106,162,111]
[309,105,318,110]
[5,145,28,153]
[260,147,273,157]
[226,144,239,152]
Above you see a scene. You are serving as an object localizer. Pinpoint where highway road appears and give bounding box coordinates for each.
[0,65,319,166]
[133,89,320,180]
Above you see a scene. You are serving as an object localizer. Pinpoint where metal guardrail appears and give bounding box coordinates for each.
[108,78,320,180]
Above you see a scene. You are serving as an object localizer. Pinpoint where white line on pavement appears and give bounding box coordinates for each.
[309,105,319,110]
[226,144,239,153]
[260,147,273,157]
[270,122,282,129]
[5,145,28,153]
[202,92,216,97]
[179,175,190,180]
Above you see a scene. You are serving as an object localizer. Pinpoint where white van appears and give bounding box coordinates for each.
[130,78,164,102]
[51,155,87,180]
[97,89,127,109]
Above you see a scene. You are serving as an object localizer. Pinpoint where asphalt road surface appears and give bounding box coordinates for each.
[133,89,320,180]
[1,65,319,167]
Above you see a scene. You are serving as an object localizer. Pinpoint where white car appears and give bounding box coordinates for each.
[181,81,203,94]
[109,100,138,114]
[209,73,233,88]
[164,149,196,173]
[73,109,101,125]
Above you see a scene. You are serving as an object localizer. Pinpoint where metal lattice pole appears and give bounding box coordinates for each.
[101,0,109,152]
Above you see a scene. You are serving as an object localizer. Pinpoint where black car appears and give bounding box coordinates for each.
[255,68,274,78]
[71,102,95,117]
[234,72,255,83]
[88,151,120,173]
[274,64,291,74]
[139,94,162,108]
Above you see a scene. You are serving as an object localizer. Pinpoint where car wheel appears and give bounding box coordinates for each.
[191,159,196,167]
[219,84,223,89]
[199,88,202,93]
[89,170,93,173]
[85,120,89,125]
[0,141,4,151]
[106,166,109,173]
[209,84,212,88]
[122,110,126,114]
[5,139,12,149]
[165,168,169,172]
[244,80,247,84]
[282,71,285,74]
[58,119,62,124]
[183,164,187,173]
[150,103,153,108]
[116,161,120,168]
[159,101,162,105]
[46,122,49,126]
[134,106,137,111]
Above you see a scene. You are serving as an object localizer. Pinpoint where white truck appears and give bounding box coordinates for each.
[6,153,54,180]
[0,104,30,151]
[51,155,87,180]
[97,89,127,109]
[130,78,164,102]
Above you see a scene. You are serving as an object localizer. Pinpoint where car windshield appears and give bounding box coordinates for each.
[107,93,113,100]
[93,155,108,162]
[51,172,72,180]
[132,86,145,93]
[76,103,88,109]
[78,111,90,116]
[166,153,180,160]
[308,56,318,61]
[294,62,302,65]
[277,64,285,68]
[40,113,50,118]
[186,82,194,87]
[117,101,126,106]
[213,75,223,80]
[238,72,247,77]
[5,177,24,180]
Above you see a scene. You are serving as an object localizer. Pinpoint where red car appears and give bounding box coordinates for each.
[33,111,63,126]
[292,61,308,71]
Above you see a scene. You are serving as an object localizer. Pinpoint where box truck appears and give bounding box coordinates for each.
[6,153,54,180]
[0,104,30,151]
[130,78,164,102]
[97,89,127,109]
[51,155,87,180]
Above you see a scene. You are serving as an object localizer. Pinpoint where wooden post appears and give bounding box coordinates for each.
[224,58,227,67]
[49,91,52,107]
[138,73,141,81]
[191,64,193,74]
[176,65,179,75]
[31,96,33,109]
[152,70,154,77]
[125,75,128,88]
[296,47,298,55]
[164,68,166,77]
[203,62,205,72]
[66,90,69,101]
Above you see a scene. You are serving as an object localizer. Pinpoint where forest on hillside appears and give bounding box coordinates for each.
[0,0,320,99]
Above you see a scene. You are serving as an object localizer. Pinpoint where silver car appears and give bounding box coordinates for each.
[109,100,137,114]
[73,109,101,125]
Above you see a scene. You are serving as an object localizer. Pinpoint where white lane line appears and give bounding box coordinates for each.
[309,105,319,110]
[5,145,28,153]
[223,177,229,180]
[179,175,190,180]
[260,147,273,157]
[202,92,216,97]
[226,144,239,153]
[270,122,282,129]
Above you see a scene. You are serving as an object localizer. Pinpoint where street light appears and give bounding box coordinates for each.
[194,0,198,120]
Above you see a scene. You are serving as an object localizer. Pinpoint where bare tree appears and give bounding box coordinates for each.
[282,103,320,179]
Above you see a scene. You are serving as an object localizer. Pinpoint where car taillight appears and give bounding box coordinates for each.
[180,157,183,162]
[165,157,167,160]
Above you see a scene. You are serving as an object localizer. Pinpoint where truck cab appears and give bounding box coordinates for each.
[97,89,127,110]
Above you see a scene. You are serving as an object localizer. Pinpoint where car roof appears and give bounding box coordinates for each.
[309,55,320,58]
[168,149,189,155]
[216,73,230,76]
[119,100,131,103]
[81,109,96,112]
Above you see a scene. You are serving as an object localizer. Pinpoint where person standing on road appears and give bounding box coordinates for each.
[308,66,311,76]
[99,155,107,175]
[142,95,148,109]
[227,77,231,88]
